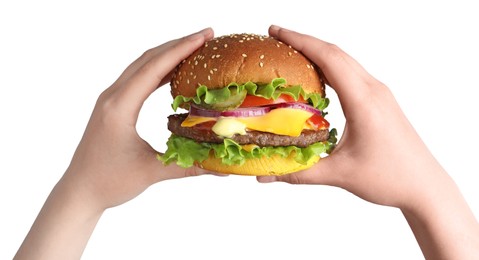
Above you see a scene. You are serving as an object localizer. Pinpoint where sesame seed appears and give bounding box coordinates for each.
[193,75,197,79]
[259,62,264,67]
[216,54,221,58]
[239,40,244,43]
[211,55,216,59]
[190,72,193,76]
[306,64,311,69]
[205,43,208,47]
[187,79,190,84]
[208,75,211,81]
[204,63,207,68]
[276,44,280,48]
[288,45,292,48]
[260,54,264,59]
[181,59,186,63]
[213,68,217,71]
[279,41,284,44]
[175,80,179,85]
[242,53,247,57]
[288,52,292,56]
[194,60,198,65]
[259,38,264,41]
[294,50,298,53]
[210,70,214,74]
[224,44,228,48]
[213,47,218,50]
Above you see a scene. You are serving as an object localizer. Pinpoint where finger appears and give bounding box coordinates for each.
[154,162,227,183]
[113,38,187,88]
[256,154,340,185]
[268,25,381,117]
[116,28,214,121]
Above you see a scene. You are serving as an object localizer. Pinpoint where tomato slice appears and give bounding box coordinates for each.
[191,120,216,130]
[239,94,306,108]
[306,114,330,130]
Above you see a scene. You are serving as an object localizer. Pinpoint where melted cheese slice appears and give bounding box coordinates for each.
[180,108,313,137]
[181,115,216,127]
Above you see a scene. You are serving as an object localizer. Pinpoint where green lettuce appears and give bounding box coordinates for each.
[172,78,329,111]
[158,132,337,168]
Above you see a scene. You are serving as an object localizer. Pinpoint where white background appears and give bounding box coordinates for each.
[1,1,478,259]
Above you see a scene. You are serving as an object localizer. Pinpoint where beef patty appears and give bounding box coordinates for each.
[168,114,329,148]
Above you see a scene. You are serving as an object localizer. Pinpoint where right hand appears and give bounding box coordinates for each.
[258,25,448,210]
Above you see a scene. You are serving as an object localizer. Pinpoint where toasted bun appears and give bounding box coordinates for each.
[198,152,320,176]
[171,33,325,98]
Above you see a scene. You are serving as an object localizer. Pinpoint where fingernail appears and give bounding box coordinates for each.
[270,24,281,32]
[258,176,277,183]
[210,172,229,177]
[187,27,212,41]
[271,25,291,33]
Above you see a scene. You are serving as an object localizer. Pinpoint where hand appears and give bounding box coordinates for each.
[258,25,479,259]
[258,26,444,208]
[14,28,215,260]
[62,27,215,210]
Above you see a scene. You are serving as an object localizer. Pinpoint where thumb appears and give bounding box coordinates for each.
[256,155,337,185]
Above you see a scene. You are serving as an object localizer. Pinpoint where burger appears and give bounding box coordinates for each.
[158,33,336,176]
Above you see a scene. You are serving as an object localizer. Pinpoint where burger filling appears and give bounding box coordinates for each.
[159,78,337,168]
[168,113,330,147]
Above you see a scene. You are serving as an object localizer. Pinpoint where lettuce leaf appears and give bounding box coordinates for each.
[172,78,329,111]
[158,132,337,168]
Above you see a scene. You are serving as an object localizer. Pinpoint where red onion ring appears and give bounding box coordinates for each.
[220,106,271,117]
[271,102,322,115]
[189,104,222,118]
[189,102,321,118]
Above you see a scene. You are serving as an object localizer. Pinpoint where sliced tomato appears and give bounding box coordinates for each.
[239,94,307,108]
[307,114,330,130]
[191,120,216,130]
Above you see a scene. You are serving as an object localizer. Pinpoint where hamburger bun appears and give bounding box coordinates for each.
[161,33,335,176]
[171,33,325,98]
[198,153,320,176]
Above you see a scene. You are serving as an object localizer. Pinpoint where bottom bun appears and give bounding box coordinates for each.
[198,153,320,176]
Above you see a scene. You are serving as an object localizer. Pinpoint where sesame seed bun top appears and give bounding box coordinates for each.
[170,33,325,98]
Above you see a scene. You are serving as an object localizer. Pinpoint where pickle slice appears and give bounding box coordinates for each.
[201,88,247,111]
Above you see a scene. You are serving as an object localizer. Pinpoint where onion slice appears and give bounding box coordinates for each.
[189,104,222,118]
[272,102,322,115]
[221,106,271,117]
[190,104,271,118]
[189,102,321,118]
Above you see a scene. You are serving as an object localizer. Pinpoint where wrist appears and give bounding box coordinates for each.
[400,168,479,259]
[15,174,104,260]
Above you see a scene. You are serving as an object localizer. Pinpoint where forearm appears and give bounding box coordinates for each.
[14,175,103,260]
[401,168,479,260]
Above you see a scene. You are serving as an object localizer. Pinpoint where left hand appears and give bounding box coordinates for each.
[14,28,216,260]
[63,28,215,211]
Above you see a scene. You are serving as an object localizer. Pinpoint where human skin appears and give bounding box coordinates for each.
[14,28,214,260]
[14,25,479,260]
[257,25,479,259]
